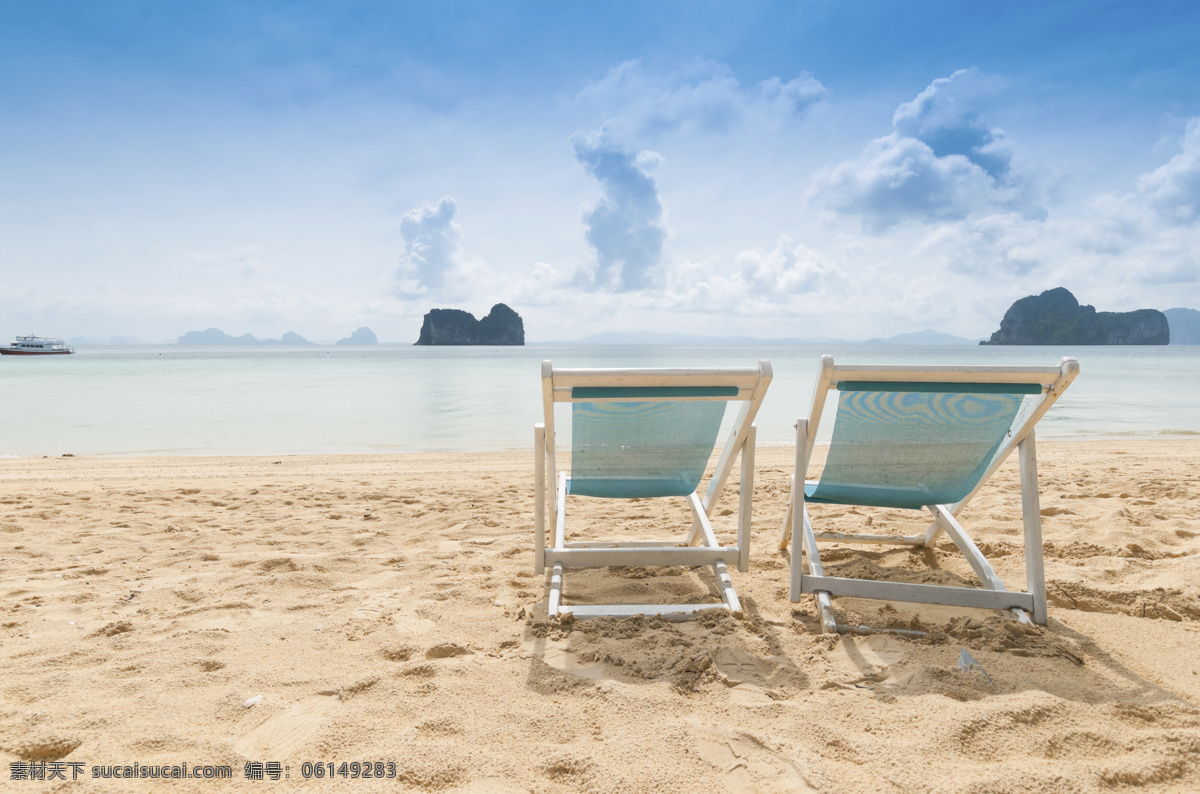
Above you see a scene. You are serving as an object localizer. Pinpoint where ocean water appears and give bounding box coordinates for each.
[0,344,1197,457]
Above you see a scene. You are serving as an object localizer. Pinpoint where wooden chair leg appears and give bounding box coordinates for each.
[788,422,806,598]
[1020,431,1048,624]
[778,485,794,551]
[534,424,545,575]
[737,425,755,573]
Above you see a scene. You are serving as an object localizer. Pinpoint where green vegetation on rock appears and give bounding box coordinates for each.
[981,288,1169,345]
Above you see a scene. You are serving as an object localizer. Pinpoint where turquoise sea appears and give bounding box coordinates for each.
[1,344,1197,457]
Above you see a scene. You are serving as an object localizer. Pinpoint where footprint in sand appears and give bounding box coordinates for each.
[518,636,606,680]
[541,646,606,680]
[425,643,472,659]
[830,636,903,682]
[233,694,341,759]
[819,635,919,693]
[712,646,764,684]
[349,586,437,638]
[393,608,437,639]
[728,684,776,706]
[351,590,405,620]
[694,727,817,792]
[712,647,786,705]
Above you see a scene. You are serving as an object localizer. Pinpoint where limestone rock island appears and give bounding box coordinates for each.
[336,327,378,346]
[415,303,525,346]
[981,288,1169,345]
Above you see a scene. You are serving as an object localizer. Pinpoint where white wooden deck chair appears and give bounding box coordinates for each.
[534,360,773,619]
[779,356,1079,633]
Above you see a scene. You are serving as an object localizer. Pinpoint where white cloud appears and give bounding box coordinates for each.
[392,196,481,298]
[572,59,827,145]
[892,69,1012,179]
[1059,121,1200,288]
[813,133,1001,230]
[588,236,854,322]
[810,69,1042,231]
[1076,201,1200,287]
[1137,117,1200,225]
[913,213,1043,277]
[571,131,668,291]
[735,236,849,296]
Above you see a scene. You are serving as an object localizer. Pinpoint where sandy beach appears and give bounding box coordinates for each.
[2,440,1199,792]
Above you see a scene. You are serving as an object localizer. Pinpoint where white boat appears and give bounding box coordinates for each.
[0,334,75,356]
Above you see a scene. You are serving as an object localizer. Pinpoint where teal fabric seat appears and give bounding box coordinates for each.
[807,382,1041,510]
[568,386,735,499]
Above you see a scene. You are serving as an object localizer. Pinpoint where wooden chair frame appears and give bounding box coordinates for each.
[778,356,1079,633]
[535,360,772,618]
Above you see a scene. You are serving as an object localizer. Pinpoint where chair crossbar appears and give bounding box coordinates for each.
[559,603,730,619]
[551,367,763,391]
[827,365,1063,386]
[555,389,757,403]
[572,386,738,399]
[802,575,1036,612]
[545,546,735,569]
[837,381,1044,394]
[814,531,926,546]
[564,540,697,548]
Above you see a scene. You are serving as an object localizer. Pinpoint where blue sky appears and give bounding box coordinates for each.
[2,1,1199,342]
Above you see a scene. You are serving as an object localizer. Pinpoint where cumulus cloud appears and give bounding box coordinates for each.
[572,131,668,291]
[615,236,854,320]
[811,69,1041,231]
[914,213,1043,277]
[1137,118,1200,225]
[573,59,827,144]
[814,134,1001,230]
[1059,120,1200,287]
[892,69,1013,179]
[392,196,470,297]
[1078,198,1200,286]
[735,236,849,295]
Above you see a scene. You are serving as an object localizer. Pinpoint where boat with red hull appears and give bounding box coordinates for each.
[0,335,75,355]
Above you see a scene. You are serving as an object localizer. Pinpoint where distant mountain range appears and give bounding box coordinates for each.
[176,329,315,346]
[555,328,979,346]
[174,327,379,346]
[1165,308,1200,344]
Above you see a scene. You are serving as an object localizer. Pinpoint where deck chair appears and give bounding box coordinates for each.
[535,360,772,618]
[779,356,1079,633]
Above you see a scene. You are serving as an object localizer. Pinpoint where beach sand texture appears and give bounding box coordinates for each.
[2,441,1199,792]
